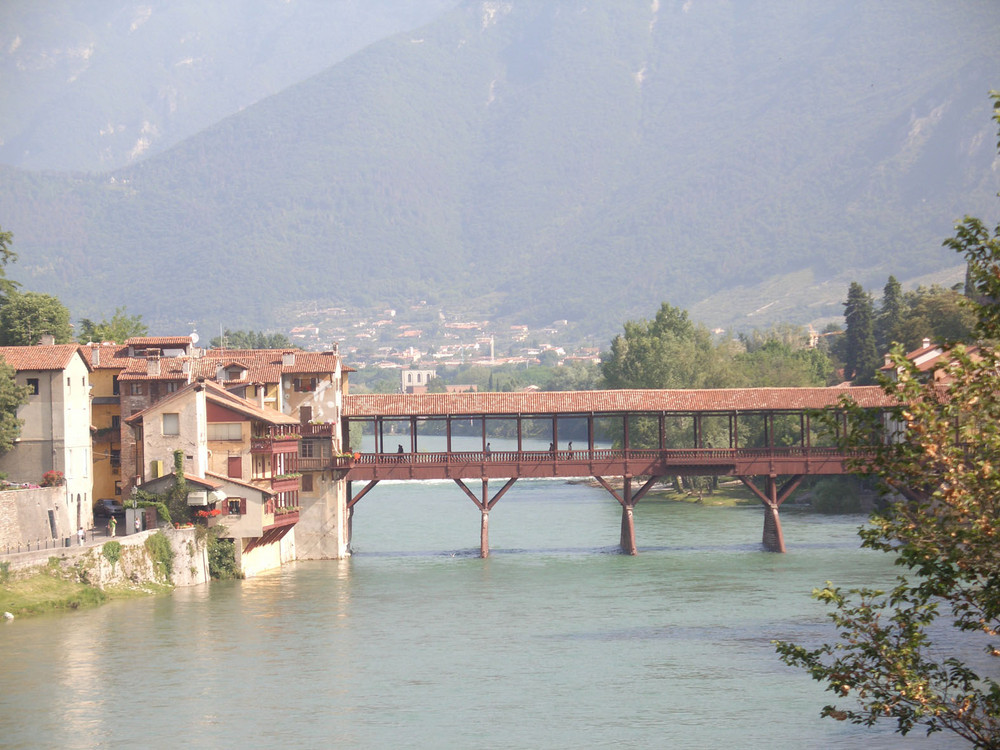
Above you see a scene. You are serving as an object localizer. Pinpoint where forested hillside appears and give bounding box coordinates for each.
[0,0,997,338]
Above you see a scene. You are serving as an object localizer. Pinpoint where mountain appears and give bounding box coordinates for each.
[0,0,998,341]
[0,0,458,172]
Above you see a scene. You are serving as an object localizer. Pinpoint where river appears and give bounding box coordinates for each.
[0,470,967,748]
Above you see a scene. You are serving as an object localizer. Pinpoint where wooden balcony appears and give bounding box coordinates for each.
[263,508,299,532]
[251,436,301,455]
[270,475,301,493]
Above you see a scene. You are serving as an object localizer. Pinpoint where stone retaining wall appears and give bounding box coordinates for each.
[1,527,209,589]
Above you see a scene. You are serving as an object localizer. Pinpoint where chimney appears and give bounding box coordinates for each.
[922,337,931,349]
[282,351,296,367]
[93,347,100,367]
[147,354,161,377]
[39,334,55,346]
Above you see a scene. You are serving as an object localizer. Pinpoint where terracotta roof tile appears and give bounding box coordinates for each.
[124,336,193,347]
[0,345,92,372]
[343,386,893,417]
[81,343,133,369]
[117,357,190,381]
[125,379,298,426]
[204,471,276,496]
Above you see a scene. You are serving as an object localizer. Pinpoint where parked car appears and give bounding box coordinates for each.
[94,498,125,518]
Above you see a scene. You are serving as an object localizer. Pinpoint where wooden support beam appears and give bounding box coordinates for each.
[347,479,379,509]
[452,477,518,558]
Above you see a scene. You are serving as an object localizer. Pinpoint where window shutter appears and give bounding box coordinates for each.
[228,456,242,479]
[240,498,247,515]
[220,500,229,516]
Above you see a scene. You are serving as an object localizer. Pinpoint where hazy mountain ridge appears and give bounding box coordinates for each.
[0,0,998,339]
[0,0,459,172]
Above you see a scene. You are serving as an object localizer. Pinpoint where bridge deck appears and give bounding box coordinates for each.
[345,447,863,481]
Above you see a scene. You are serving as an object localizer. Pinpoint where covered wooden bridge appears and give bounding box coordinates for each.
[340,386,893,556]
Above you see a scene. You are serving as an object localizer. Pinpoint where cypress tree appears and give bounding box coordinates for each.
[843,282,879,384]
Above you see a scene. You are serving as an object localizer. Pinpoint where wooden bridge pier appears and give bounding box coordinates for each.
[453,478,518,557]
[738,474,804,553]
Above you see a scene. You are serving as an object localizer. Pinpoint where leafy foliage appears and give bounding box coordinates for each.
[0,225,17,299]
[209,329,294,349]
[77,307,148,343]
[775,94,1000,748]
[0,290,73,346]
[0,358,29,455]
[842,282,879,384]
[144,532,175,579]
[101,541,122,567]
[203,526,240,580]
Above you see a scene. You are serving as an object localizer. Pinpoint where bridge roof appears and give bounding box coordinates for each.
[343,386,893,418]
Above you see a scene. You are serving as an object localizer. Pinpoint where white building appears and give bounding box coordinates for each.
[0,341,94,535]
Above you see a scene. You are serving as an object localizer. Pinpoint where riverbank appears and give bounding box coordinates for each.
[575,475,877,511]
[0,527,209,619]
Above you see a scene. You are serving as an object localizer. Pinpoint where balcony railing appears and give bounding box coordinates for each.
[262,505,299,531]
[270,475,301,493]
[251,436,301,454]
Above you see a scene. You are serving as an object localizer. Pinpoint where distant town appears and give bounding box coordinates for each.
[280,300,605,377]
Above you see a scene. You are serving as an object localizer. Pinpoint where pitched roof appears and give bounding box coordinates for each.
[204,471,276,497]
[201,348,352,374]
[124,336,193,348]
[118,356,190,381]
[125,379,298,425]
[343,386,894,418]
[0,344,93,372]
[81,342,133,370]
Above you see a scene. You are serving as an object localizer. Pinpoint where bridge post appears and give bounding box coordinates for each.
[481,509,490,558]
[619,476,637,555]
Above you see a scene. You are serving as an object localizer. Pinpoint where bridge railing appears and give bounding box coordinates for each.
[352,446,861,465]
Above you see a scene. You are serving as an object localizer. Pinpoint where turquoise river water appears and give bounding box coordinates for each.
[0,466,972,748]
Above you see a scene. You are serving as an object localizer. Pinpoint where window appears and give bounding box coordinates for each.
[110,449,121,473]
[114,481,122,496]
[111,415,121,430]
[67,377,71,388]
[226,497,246,516]
[294,377,317,392]
[130,382,145,396]
[164,381,179,394]
[162,413,179,435]
[26,378,39,395]
[301,473,314,492]
[208,423,242,441]
[112,377,120,395]
[300,441,316,458]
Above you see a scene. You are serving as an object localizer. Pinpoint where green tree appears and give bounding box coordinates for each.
[0,291,73,346]
[775,93,1000,748]
[77,306,148,343]
[875,275,904,351]
[210,329,294,349]
[600,302,727,389]
[891,285,976,350]
[0,226,18,299]
[842,282,879,384]
[733,330,833,387]
[0,358,29,454]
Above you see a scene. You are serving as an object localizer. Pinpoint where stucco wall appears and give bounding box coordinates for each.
[0,486,74,552]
